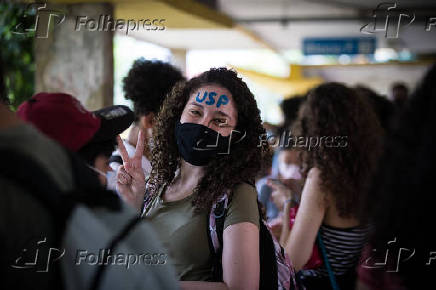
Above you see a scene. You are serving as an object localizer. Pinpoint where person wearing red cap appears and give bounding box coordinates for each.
[17,92,134,187]
[0,55,179,290]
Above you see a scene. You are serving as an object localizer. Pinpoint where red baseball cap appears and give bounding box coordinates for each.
[17,92,134,152]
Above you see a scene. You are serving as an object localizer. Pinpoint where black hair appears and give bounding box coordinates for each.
[280,95,306,127]
[77,139,117,166]
[122,58,185,121]
[391,82,409,109]
[354,85,395,132]
[278,95,306,139]
[391,82,409,92]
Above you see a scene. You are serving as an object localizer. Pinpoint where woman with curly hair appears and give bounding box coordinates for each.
[272,83,383,289]
[116,68,271,289]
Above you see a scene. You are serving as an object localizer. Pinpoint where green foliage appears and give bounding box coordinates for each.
[0,2,35,110]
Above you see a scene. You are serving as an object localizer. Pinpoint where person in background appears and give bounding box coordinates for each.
[273,83,383,289]
[256,95,306,223]
[17,92,134,187]
[266,146,304,240]
[280,95,306,133]
[390,82,409,110]
[357,63,436,290]
[108,58,185,190]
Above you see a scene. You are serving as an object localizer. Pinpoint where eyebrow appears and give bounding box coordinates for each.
[188,102,232,120]
[215,111,231,120]
[189,102,203,108]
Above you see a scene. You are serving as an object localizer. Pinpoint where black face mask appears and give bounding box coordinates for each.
[175,121,238,166]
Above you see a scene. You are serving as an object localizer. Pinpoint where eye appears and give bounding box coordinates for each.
[215,119,229,126]
[190,110,201,116]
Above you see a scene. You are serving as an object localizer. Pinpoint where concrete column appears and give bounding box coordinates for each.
[170,48,187,75]
[35,3,113,110]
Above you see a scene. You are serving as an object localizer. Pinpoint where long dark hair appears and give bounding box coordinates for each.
[293,82,383,218]
[148,68,271,212]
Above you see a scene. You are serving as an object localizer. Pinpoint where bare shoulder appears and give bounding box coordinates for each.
[302,167,326,208]
[304,167,322,195]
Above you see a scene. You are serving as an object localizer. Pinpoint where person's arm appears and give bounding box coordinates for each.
[284,167,326,271]
[222,222,260,289]
[180,222,260,290]
[267,179,295,246]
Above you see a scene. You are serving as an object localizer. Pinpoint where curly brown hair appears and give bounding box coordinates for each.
[147,68,271,212]
[293,82,383,218]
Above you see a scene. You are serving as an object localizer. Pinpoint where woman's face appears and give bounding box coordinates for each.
[278,149,302,180]
[278,149,299,166]
[180,84,238,137]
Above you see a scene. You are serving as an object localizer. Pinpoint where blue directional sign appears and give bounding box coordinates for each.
[303,37,376,55]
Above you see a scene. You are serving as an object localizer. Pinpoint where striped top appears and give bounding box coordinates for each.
[301,224,371,278]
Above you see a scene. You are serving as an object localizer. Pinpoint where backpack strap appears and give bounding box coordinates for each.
[317,230,340,290]
[207,193,230,281]
[210,194,229,251]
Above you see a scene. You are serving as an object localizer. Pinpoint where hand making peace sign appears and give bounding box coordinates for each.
[116,130,147,211]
